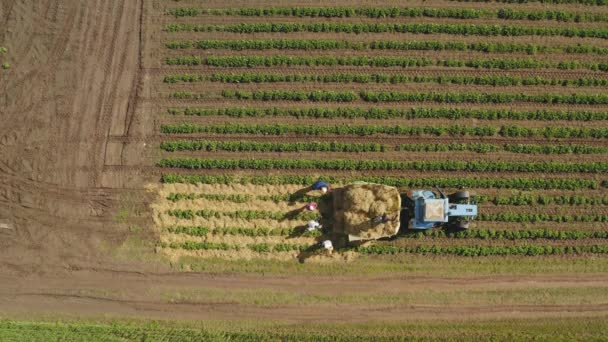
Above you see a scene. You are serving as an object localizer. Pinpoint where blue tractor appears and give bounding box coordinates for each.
[404,188,477,230]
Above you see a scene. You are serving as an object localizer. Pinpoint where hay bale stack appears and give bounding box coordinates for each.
[335,183,401,241]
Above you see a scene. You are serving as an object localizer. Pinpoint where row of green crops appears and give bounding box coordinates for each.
[160,174,602,190]
[167,7,608,22]
[164,73,608,87]
[166,225,321,238]
[165,55,608,71]
[166,107,608,121]
[162,22,608,39]
[160,140,386,152]
[478,213,608,223]
[157,158,608,173]
[216,90,608,105]
[167,225,608,240]
[406,228,608,240]
[166,209,320,221]
[161,140,608,155]
[166,192,319,203]
[164,241,608,256]
[165,39,608,55]
[355,244,608,256]
[449,0,608,5]
[480,194,608,205]
[160,123,608,139]
[164,241,310,253]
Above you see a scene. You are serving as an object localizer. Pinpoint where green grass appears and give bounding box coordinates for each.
[2,316,607,341]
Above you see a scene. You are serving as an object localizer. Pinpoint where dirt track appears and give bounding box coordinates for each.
[1,0,607,325]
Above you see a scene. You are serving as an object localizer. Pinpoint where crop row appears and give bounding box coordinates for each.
[165,241,310,253]
[166,209,319,221]
[164,73,608,87]
[161,174,602,190]
[406,228,608,240]
[355,244,608,256]
[162,23,608,39]
[479,194,608,205]
[450,0,607,5]
[166,192,319,203]
[164,240,608,256]
[160,123,608,139]
[166,107,608,121]
[478,213,608,223]
[167,7,608,22]
[165,56,608,71]
[158,158,608,173]
[161,140,607,155]
[396,143,608,154]
[167,225,321,238]
[165,39,608,55]
[216,90,608,105]
[160,140,386,152]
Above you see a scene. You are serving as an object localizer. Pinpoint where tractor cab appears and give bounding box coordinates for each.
[407,189,477,230]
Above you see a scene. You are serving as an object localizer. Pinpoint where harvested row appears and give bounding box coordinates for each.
[166,225,322,238]
[166,107,608,121]
[164,73,608,88]
[160,123,608,139]
[164,39,608,56]
[162,22,608,39]
[157,158,608,174]
[160,174,605,190]
[166,7,608,22]
[166,209,320,221]
[165,55,608,71]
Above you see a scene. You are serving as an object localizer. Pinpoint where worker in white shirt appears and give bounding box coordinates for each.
[307,220,322,232]
[321,240,333,254]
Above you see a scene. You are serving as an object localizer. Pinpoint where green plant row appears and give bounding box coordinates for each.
[160,140,386,152]
[166,193,251,203]
[406,228,608,240]
[166,192,320,203]
[158,158,608,174]
[396,143,608,154]
[483,194,608,205]
[164,73,608,87]
[449,0,607,5]
[167,107,608,121]
[165,55,608,71]
[496,8,608,21]
[167,7,608,21]
[160,123,608,139]
[160,140,607,155]
[166,209,320,221]
[355,244,608,256]
[167,7,491,18]
[478,213,608,223]
[166,225,321,238]
[217,90,608,105]
[160,174,601,190]
[165,39,608,55]
[162,22,608,39]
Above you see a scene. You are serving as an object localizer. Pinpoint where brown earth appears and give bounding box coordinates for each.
[0,0,607,327]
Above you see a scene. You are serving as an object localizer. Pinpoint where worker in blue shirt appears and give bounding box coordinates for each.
[311,180,330,194]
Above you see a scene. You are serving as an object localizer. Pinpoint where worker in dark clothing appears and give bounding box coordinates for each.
[311,180,330,194]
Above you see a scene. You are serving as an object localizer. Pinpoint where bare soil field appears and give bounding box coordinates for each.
[1,0,608,339]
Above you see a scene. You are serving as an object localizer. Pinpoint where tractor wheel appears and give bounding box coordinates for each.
[454,220,470,230]
[450,191,470,203]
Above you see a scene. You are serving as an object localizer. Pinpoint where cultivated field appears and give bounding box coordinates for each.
[1,0,608,339]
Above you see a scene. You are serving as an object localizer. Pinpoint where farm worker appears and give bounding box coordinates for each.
[311,180,330,194]
[307,220,322,231]
[372,214,390,224]
[321,240,333,253]
[305,202,318,211]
